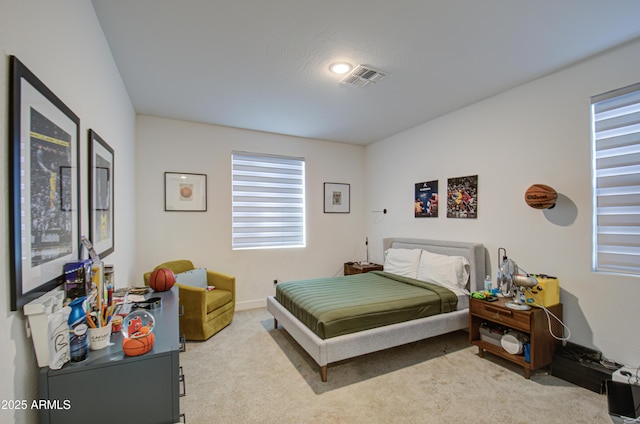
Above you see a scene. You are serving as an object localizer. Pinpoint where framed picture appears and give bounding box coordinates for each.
[415,180,439,218]
[447,175,478,218]
[9,56,81,310]
[89,130,115,258]
[324,182,350,213]
[165,172,207,211]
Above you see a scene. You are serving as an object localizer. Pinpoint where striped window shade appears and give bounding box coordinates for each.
[232,152,305,250]
[591,82,640,275]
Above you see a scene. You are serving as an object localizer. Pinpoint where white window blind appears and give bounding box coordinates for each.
[591,82,640,275]
[232,152,305,250]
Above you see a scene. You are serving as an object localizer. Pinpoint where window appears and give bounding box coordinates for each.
[231,152,305,250]
[591,82,640,275]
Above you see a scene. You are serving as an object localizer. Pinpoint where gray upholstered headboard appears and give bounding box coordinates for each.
[383,238,486,292]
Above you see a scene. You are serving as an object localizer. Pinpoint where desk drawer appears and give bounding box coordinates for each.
[471,301,530,332]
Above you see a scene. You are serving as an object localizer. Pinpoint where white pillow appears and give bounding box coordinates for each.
[175,268,208,289]
[417,250,470,293]
[383,248,422,279]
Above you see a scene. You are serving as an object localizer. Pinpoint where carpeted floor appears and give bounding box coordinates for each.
[179,308,611,424]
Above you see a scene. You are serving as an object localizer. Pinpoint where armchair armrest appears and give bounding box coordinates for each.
[206,270,235,300]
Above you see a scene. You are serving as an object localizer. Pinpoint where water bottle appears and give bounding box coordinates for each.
[68,297,89,362]
[484,275,492,292]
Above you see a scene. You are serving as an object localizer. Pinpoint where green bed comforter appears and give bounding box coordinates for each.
[275,271,458,339]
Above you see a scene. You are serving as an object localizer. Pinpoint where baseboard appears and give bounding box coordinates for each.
[236,298,266,311]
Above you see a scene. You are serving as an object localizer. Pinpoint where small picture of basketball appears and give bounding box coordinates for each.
[524,184,557,209]
[180,184,193,200]
[148,268,176,292]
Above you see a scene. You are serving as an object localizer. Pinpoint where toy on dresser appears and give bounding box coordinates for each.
[121,310,156,357]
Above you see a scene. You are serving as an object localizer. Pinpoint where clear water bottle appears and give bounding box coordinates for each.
[68,297,89,362]
[484,275,492,292]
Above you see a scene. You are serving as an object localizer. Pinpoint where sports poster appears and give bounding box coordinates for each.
[414,180,438,217]
[29,107,74,266]
[447,175,478,218]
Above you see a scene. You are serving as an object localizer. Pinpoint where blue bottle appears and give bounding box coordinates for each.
[68,297,89,362]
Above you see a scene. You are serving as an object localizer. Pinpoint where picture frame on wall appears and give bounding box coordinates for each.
[415,180,439,217]
[324,182,350,213]
[446,175,478,218]
[89,129,115,258]
[165,172,207,211]
[8,56,81,310]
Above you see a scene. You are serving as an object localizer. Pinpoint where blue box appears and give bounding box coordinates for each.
[64,259,93,301]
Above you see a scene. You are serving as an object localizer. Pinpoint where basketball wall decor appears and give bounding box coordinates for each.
[148,268,176,292]
[524,184,557,209]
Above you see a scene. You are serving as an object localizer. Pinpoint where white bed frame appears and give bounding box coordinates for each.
[266,238,486,381]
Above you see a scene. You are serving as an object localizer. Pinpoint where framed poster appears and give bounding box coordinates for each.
[89,130,115,258]
[324,182,350,213]
[415,180,439,217]
[9,56,81,310]
[165,172,207,211]
[447,175,478,218]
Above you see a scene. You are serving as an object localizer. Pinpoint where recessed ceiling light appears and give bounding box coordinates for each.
[329,62,352,74]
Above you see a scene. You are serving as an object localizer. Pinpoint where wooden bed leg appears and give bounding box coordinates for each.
[320,365,328,382]
[274,318,278,329]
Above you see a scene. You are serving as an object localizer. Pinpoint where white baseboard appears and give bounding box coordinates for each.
[235,299,266,311]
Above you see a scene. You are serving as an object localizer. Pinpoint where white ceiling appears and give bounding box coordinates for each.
[91,1,640,145]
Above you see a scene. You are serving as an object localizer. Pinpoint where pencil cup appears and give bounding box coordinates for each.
[88,322,112,350]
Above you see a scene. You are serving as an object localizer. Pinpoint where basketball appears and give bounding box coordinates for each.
[524,184,557,209]
[149,268,175,292]
[180,185,193,199]
[122,332,155,356]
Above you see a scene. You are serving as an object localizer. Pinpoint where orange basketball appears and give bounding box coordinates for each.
[524,184,557,209]
[148,268,175,292]
[180,186,192,199]
[122,332,155,356]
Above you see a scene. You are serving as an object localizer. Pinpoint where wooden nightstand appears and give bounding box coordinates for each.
[344,262,383,275]
[469,296,562,379]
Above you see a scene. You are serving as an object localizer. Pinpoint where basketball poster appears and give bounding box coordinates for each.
[447,175,477,218]
[414,180,438,217]
[30,107,74,266]
[89,129,115,258]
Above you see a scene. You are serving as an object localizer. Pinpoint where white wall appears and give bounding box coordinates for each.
[366,39,640,366]
[135,116,366,309]
[0,0,136,421]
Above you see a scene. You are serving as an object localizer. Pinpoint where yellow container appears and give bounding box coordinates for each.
[524,277,560,307]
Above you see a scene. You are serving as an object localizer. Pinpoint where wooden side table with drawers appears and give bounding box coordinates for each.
[344,262,384,275]
[469,296,562,379]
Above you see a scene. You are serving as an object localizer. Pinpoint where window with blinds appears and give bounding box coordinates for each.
[591,82,640,276]
[231,152,305,250]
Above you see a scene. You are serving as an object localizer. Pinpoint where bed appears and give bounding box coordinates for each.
[266,237,486,381]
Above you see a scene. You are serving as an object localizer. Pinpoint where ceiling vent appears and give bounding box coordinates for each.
[340,65,388,87]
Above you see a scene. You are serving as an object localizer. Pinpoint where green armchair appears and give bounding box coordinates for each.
[144,260,235,341]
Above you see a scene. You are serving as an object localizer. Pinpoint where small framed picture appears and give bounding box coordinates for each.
[447,175,478,219]
[324,182,350,213]
[165,172,207,212]
[415,180,439,218]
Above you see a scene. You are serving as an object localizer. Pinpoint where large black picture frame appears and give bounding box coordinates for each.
[89,129,115,258]
[9,56,81,310]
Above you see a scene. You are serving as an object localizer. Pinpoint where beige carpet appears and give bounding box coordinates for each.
[179,308,611,424]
